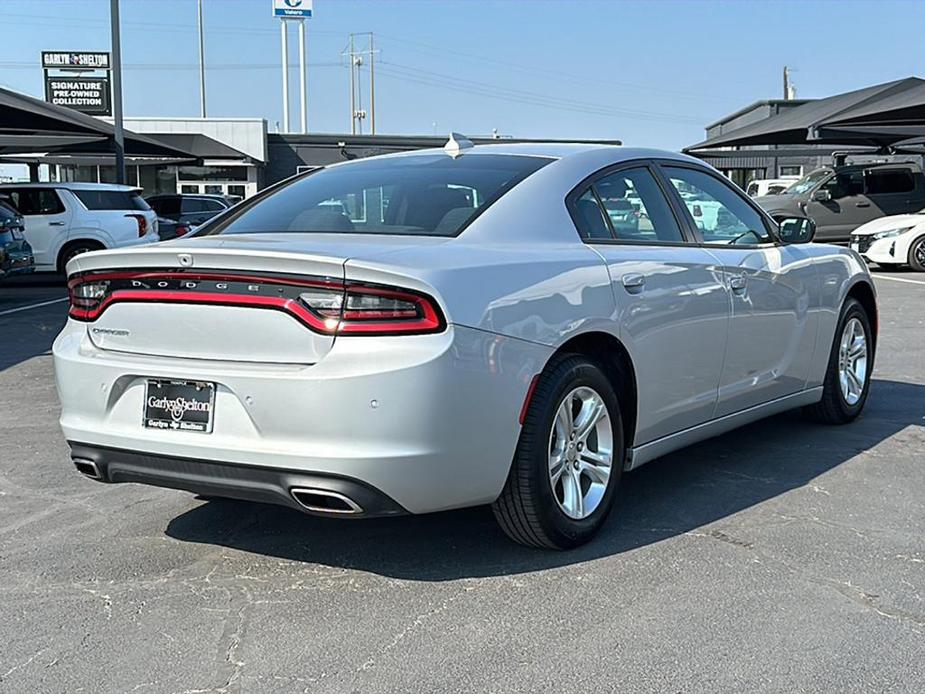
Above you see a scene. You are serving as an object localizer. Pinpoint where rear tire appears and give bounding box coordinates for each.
[804,298,873,424]
[908,235,925,272]
[492,354,624,549]
[57,241,104,274]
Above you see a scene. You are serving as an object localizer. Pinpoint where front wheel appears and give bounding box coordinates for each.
[908,235,925,272]
[492,355,624,549]
[804,298,873,424]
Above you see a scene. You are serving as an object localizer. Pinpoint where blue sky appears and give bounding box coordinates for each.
[0,0,923,150]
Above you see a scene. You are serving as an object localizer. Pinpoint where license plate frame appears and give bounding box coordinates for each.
[143,379,215,433]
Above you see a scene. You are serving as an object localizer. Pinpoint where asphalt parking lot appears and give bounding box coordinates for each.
[1,269,923,693]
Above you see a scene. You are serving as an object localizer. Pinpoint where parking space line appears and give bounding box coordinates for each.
[0,297,68,316]
[872,275,925,286]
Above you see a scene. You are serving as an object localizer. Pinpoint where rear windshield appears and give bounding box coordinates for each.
[74,190,151,212]
[206,153,552,237]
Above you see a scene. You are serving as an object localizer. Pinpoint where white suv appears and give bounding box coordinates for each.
[0,182,158,272]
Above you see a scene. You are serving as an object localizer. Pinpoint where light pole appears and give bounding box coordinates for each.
[198,0,206,117]
[280,20,290,132]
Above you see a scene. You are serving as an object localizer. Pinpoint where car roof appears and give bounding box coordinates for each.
[147,193,230,199]
[0,182,141,192]
[816,162,923,174]
[379,142,699,164]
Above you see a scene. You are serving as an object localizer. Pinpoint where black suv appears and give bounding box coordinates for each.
[145,194,239,228]
[756,162,925,243]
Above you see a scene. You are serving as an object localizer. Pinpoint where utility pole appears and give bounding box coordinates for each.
[783,66,796,100]
[344,33,377,135]
[280,20,290,132]
[198,0,206,117]
[298,19,308,133]
[110,0,125,184]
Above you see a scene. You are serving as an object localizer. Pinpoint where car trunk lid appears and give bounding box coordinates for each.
[68,233,448,364]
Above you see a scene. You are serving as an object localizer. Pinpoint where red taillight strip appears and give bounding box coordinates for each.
[67,270,446,336]
[69,289,334,332]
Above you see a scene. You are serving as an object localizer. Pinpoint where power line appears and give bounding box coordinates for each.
[375,62,704,124]
[375,32,742,103]
[0,61,343,71]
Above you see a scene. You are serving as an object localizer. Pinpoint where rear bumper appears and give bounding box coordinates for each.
[68,441,407,518]
[54,321,552,514]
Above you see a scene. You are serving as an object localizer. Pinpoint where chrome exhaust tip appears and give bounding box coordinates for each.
[290,487,363,515]
[73,458,102,480]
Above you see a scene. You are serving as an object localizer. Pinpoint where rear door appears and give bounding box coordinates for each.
[661,164,818,416]
[864,167,922,219]
[570,163,730,444]
[3,188,70,270]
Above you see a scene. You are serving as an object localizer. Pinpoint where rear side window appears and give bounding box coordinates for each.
[4,189,65,216]
[74,190,151,211]
[149,197,181,217]
[865,169,915,195]
[206,154,552,237]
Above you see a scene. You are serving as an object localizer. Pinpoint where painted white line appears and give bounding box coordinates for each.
[872,274,925,286]
[0,297,68,316]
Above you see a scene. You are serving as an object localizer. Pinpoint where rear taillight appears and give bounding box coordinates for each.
[126,214,147,237]
[298,283,442,335]
[67,270,445,336]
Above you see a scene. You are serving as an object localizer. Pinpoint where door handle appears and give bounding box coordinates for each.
[729,275,748,294]
[855,201,871,207]
[49,221,66,226]
[621,273,646,292]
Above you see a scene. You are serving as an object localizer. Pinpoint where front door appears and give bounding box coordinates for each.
[570,165,730,445]
[661,164,818,416]
[805,169,879,243]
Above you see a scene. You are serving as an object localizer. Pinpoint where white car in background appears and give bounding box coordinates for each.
[850,209,925,272]
[746,178,794,198]
[0,182,158,272]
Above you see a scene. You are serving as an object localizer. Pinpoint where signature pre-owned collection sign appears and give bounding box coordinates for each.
[44,76,111,115]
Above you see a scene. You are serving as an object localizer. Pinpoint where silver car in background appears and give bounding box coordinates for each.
[53,143,877,549]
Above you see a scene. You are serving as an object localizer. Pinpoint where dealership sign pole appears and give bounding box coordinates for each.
[274,0,312,134]
[110,0,125,184]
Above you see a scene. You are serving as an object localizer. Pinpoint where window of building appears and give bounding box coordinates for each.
[779,165,803,177]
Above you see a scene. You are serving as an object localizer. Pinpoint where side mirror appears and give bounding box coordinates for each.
[774,216,816,244]
[811,189,832,203]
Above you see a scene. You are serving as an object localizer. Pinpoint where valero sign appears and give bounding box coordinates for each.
[272,0,312,18]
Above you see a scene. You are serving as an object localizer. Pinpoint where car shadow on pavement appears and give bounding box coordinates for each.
[0,274,68,372]
[165,378,922,580]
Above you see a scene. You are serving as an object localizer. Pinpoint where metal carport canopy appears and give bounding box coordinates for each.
[686,77,925,151]
[0,85,193,158]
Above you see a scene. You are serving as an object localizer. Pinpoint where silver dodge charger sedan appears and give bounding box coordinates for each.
[54,141,876,549]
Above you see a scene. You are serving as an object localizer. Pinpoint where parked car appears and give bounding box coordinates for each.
[146,194,237,228]
[54,144,876,549]
[155,216,195,242]
[0,183,158,273]
[849,208,925,271]
[0,196,34,281]
[745,178,793,197]
[756,162,925,243]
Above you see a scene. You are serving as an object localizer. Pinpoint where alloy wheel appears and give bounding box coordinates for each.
[838,317,868,406]
[547,386,613,520]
